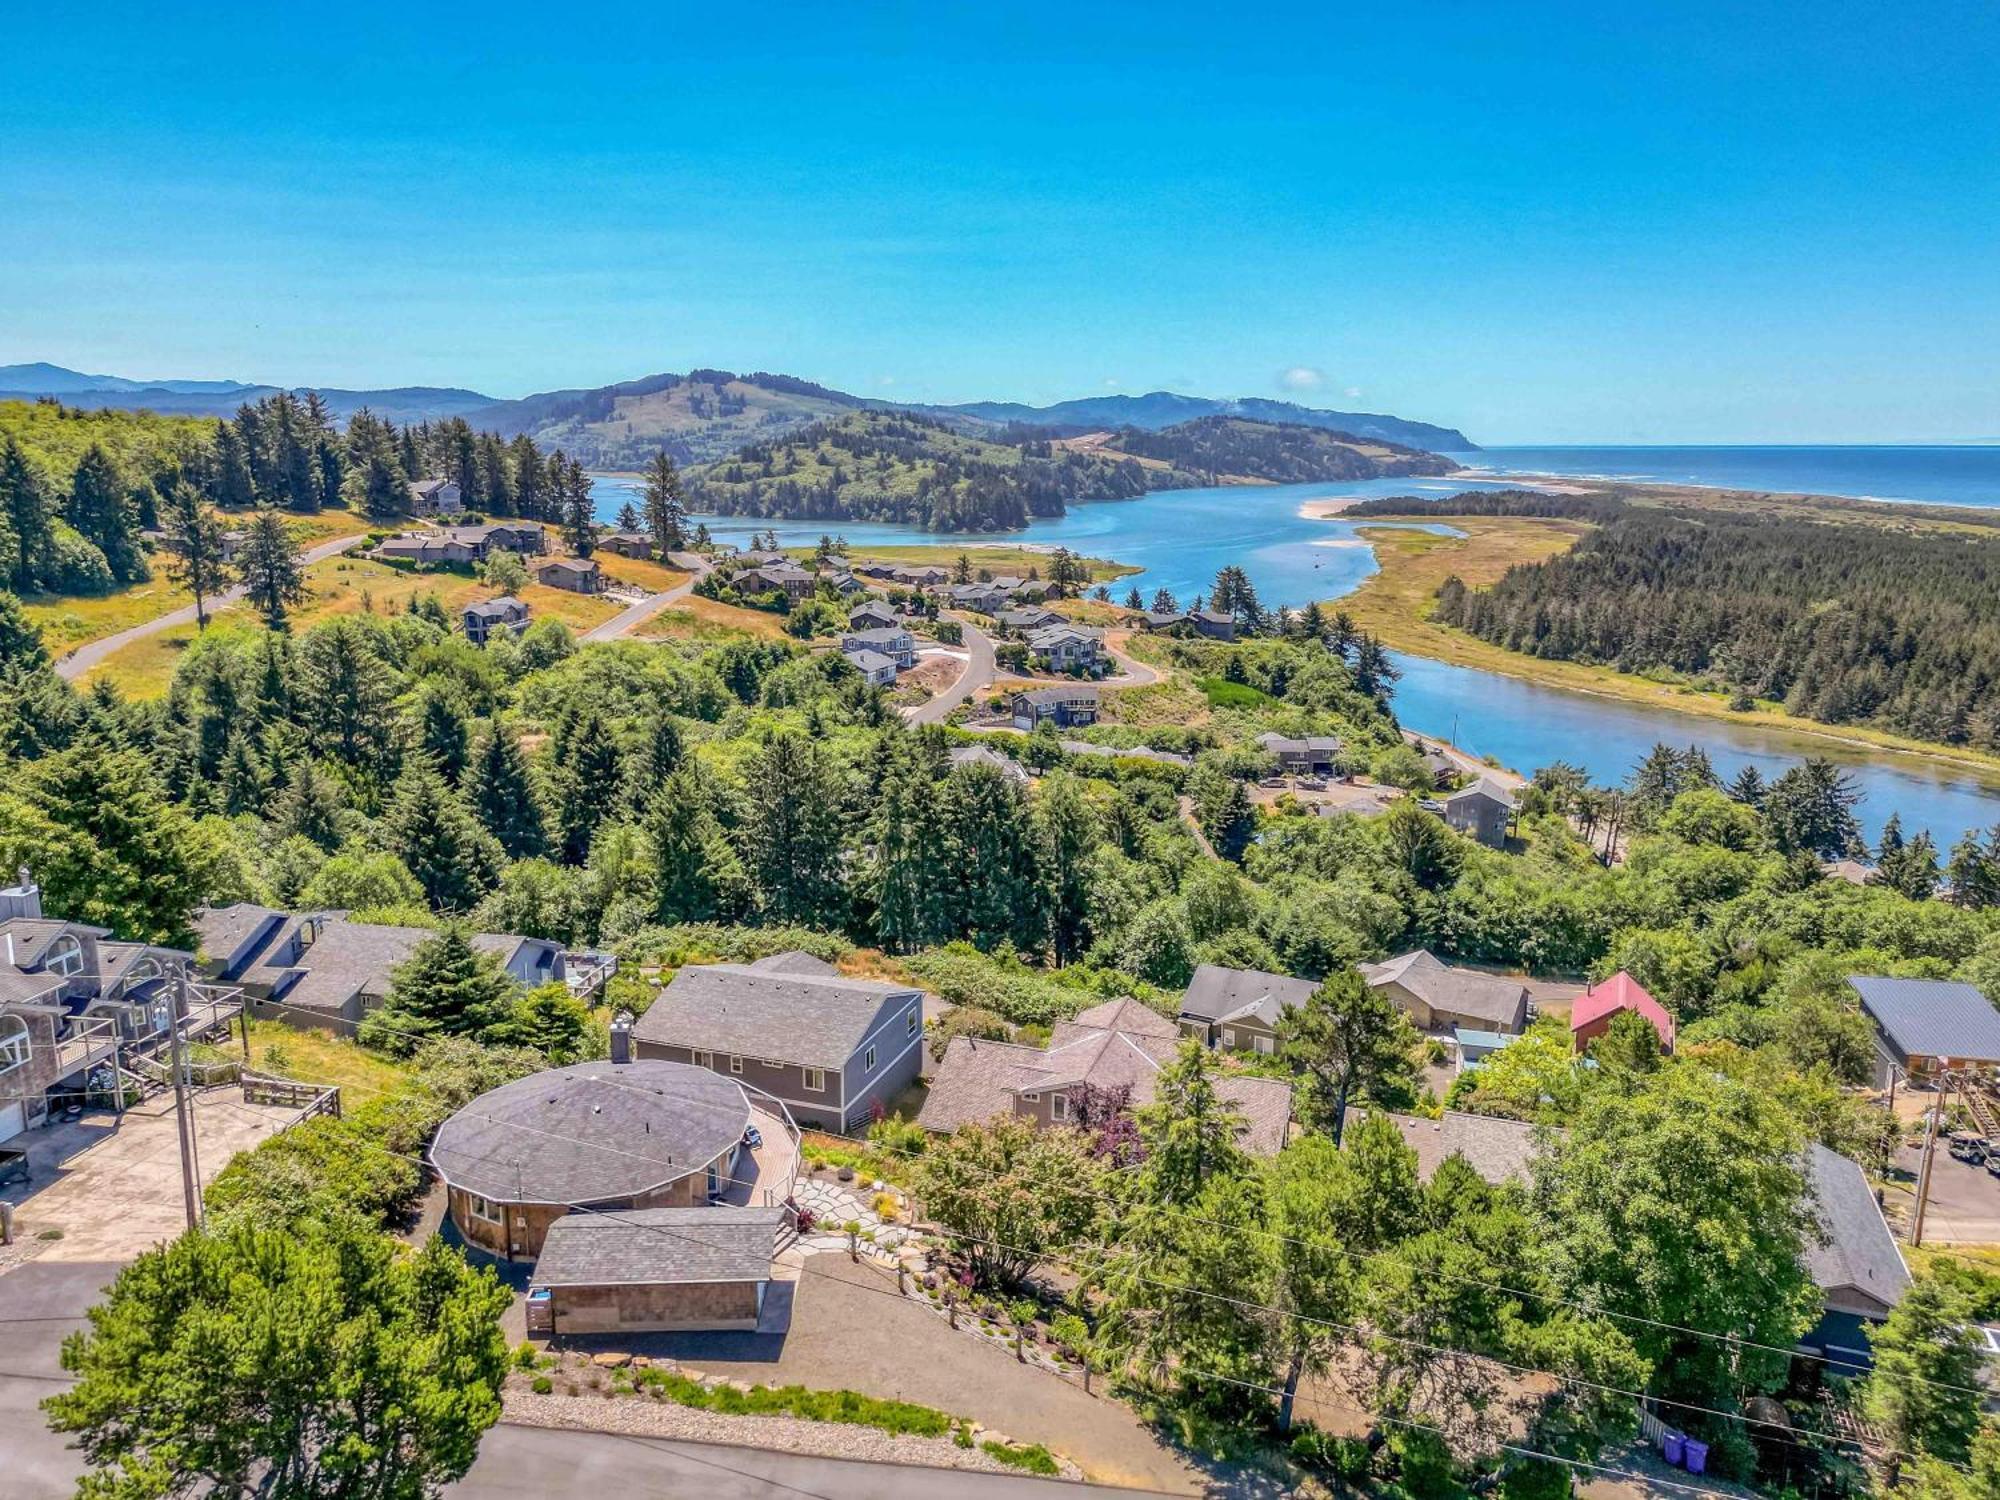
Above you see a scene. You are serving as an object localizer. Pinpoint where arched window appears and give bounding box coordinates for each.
[0,1015,29,1072]
[44,935,84,978]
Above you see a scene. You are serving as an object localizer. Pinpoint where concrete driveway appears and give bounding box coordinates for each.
[0,1260,120,1497]
[2,1089,296,1264]
[905,614,995,724]
[1887,1143,2000,1244]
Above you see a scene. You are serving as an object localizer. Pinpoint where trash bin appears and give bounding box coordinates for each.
[1662,1433,1684,1465]
[1682,1439,1708,1474]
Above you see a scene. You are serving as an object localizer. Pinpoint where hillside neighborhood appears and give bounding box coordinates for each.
[2,413,1999,1500]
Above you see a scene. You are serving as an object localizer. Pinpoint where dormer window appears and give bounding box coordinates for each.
[0,1016,28,1072]
[45,935,83,978]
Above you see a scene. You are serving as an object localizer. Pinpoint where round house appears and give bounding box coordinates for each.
[429,1059,756,1260]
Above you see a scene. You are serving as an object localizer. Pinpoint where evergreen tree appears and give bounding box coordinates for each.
[273,756,345,850]
[237,508,307,630]
[1149,587,1177,615]
[1037,773,1098,964]
[642,450,686,552]
[626,710,684,804]
[1945,828,2000,909]
[1727,763,1767,807]
[1349,633,1399,704]
[413,686,472,783]
[67,444,146,582]
[380,762,503,912]
[743,731,847,926]
[159,479,230,630]
[296,618,399,775]
[210,418,256,509]
[1277,968,1421,1144]
[557,452,595,556]
[1764,756,1863,858]
[1136,1039,1251,1205]
[644,764,733,924]
[0,590,51,675]
[464,721,547,859]
[548,708,622,863]
[1187,763,1256,862]
[219,732,266,816]
[361,923,516,1051]
[1123,586,1144,611]
[508,434,546,520]
[1875,822,1942,900]
[0,437,54,592]
[941,759,1043,951]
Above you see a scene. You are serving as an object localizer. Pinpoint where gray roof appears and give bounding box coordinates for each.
[192,904,286,969]
[1362,950,1530,1031]
[0,916,110,969]
[844,648,897,675]
[1256,732,1342,755]
[950,746,1029,784]
[464,596,525,620]
[632,963,922,1070]
[1013,685,1098,707]
[1361,1110,1541,1185]
[1803,1143,1910,1314]
[429,1059,750,1205]
[746,950,841,977]
[843,627,910,648]
[1178,963,1319,1027]
[1849,976,2000,1064]
[532,1205,783,1287]
[1447,779,1517,811]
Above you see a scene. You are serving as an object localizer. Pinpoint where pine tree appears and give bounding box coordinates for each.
[159,478,229,629]
[0,438,54,592]
[1036,772,1098,964]
[642,450,686,552]
[509,434,546,520]
[1728,763,1767,807]
[0,590,51,675]
[1277,968,1422,1144]
[1946,828,2000,909]
[361,924,515,1052]
[1149,587,1177,615]
[413,686,471,783]
[464,721,547,859]
[210,419,256,509]
[237,509,307,630]
[219,732,266,816]
[548,708,622,863]
[872,747,954,952]
[296,618,399,775]
[273,756,344,850]
[1764,756,1863,859]
[644,765,728,924]
[380,762,502,911]
[67,444,146,583]
[626,710,684,806]
[743,732,847,926]
[943,758,1042,951]
[557,453,595,556]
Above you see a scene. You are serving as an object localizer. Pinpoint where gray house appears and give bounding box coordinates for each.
[1010,685,1098,730]
[840,626,915,668]
[1024,625,1101,674]
[848,600,900,631]
[1848,975,2000,1087]
[462,596,530,645]
[842,646,899,687]
[631,953,927,1133]
[1177,963,1319,1052]
[1444,780,1515,846]
[1255,731,1343,775]
[193,905,565,1036]
[407,478,464,516]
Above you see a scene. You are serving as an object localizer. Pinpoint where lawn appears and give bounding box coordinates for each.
[640,593,789,642]
[595,554,691,593]
[241,1019,416,1103]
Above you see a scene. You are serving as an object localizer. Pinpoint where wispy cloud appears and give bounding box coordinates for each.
[1278,365,1324,391]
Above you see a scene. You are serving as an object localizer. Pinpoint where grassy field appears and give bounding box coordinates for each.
[241,1019,415,1103]
[596,554,691,593]
[24,507,371,652]
[639,593,789,643]
[1336,514,2000,778]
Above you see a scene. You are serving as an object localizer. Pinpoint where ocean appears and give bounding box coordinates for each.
[1445,444,2000,508]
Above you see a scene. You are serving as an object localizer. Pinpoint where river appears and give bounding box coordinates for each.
[590,465,2000,849]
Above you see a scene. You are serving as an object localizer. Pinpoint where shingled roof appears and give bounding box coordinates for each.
[1362,950,1530,1032]
[1178,963,1319,1029]
[632,962,922,1070]
[532,1206,783,1288]
[1803,1143,1910,1317]
[1359,1110,1541,1185]
[429,1059,750,1205]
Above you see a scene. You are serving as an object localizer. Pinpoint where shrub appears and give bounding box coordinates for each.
[982,1441,1059,1475]
[632,1369,955,1438]
[531,1375,553,1395]
[867,1113,928,1158]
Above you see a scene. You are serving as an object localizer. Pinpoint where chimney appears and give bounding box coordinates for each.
[608,1011,633,1065]
[0,867,41,923]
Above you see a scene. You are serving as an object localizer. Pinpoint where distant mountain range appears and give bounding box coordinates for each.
[0,362,1476,461]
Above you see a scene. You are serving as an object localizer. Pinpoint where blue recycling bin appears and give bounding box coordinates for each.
[1662,1433,1684,1465]
[1682,1439,1709,1474]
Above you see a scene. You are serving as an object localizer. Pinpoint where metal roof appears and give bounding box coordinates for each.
[1849,976,2000,1064]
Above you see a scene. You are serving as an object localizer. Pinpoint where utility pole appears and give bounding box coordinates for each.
[160,972,201,1231]
[1911,1077,1945,1248]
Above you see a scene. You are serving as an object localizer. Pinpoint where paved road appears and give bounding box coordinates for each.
[1100,630,1160,687]
[584,559,708,642]
[0,1261,1169,1500]
[462,1425,1175,1498]
[56,533,370,680]
[905,613,995,724]
[1400,725,1525,790]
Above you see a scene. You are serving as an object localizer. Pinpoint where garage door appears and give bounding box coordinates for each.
[0,1099,24,1144]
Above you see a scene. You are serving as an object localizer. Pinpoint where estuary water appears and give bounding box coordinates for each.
[590,458,2000,849]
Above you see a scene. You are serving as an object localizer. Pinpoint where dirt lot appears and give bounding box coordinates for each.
[1,1088,296,1266]
[1884,1141,2000,1245]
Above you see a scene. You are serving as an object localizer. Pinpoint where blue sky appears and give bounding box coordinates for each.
[4,3,1996,443]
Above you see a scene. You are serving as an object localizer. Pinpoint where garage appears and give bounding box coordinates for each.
[526,1205,784,1336]
[0,1098,23,1145]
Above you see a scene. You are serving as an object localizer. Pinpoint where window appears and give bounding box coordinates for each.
[803,1068,826,1093]
[907,1007,919,1037]
[1050,1093,1070,1122]
[0,1018,28,1072]
[1253,1035,1275,1055]
[44,936,83,978]
[1221,1028,1236,1048]
[1021,1091,1040,1102]
[728,1055,743,1074]
[864,1045,876,1071]
[466,1193,502,1225]
[693,1050,714,1070]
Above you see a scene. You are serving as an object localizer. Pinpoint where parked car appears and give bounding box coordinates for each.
[1985,1153,2000,1180]
[1949,1132,1989,1163]
[1298,777,1328,790]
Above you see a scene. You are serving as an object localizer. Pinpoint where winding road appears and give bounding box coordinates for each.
[904,613,996,724]
[583,557,709,642]
[54,533,370,681]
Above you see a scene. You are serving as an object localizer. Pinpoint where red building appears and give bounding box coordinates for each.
[1570,971,1674,1055]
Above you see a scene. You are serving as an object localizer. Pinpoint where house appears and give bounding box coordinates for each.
[1024,625,1102,674]
[597,531,655,559]
[1255,732,1344,776]
[428,1055,792,1263]
[528,1205,788,1335]
[848,600,900,631]
[920,996,1292,1154]
[407,522,548,561]
[822,571,865,597]
[1189,609,1237,641]
[892,564,951,587]
[1800,1142,1911,1373]
[949,745,1030,785]
[631,953,927,1133]
[1177,963,1319,1052]
[997,606,1063,633]
[407,477,464,516]
[1569,971,1674,1055]
[217,529,249,564]
[0,872,212,1142]
[1012,578,1055,602]
[1010,685,1098,730]
[735,549,790,568]
[534,556,605,594]
[1848,975,2000,1087]
[840,626,915,668]
[842,647,899,688]
[1444,779,1515,847]
[1822,858,1877,886]
[462,596,530,646]
[1132,609,1189,632]
[193,905,565,1036]
[735,563,816,601]
[1452,1028,1519,1070]
[373,534,482,567]
[1361,950,1530,1036]
[947,582,1011,614]
[1357,1110,1541,1186]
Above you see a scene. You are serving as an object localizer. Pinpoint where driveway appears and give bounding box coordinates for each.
[0,1260,121,1498]
[2,1089,297,1265]
[537,1252,1204,1494]
[1101,630,1159,687]
[905,614,996,724]
[583,559,708,642]
[1886,1142,2000,1244]
[56,533,369,680]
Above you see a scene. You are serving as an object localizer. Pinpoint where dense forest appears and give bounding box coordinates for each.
[681,410,1172,531]
[1108,415,1454,483]
[0,396,598,601]
[1364,489,2000,749]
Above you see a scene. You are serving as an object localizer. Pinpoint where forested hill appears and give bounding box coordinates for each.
[1400,491,2000,749]
[681,410,1176,531]
[1097,416,1456,483]
[927,391,1476,450]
